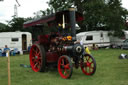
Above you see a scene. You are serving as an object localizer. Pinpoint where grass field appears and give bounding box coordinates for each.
[0,49,128,85]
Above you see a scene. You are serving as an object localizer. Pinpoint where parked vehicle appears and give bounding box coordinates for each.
[110,31,128,48]
[0,31,32,54]
[121,39,128,49]
[76,31,110,48]
[24,8,96,79]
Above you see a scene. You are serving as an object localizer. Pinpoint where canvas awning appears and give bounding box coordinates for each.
[23,10,83,28]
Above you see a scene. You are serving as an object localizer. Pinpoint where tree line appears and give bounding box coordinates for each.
[0,0,128,37]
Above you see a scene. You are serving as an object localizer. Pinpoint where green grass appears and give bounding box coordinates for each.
[0,49,128,85]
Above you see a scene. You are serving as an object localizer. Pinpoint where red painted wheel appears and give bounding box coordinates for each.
[29,44,46,72]
[58,55,73,79]
[80,54,96,75]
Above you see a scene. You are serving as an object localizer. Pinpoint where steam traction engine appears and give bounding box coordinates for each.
[24,8,96,79]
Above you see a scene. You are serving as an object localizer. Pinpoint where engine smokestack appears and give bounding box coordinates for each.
[69,8,76,41]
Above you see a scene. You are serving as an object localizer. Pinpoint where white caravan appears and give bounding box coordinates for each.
[76,31,110,47]
[0,32,32,54]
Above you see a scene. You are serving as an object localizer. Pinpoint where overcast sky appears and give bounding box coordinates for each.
[0,0,128,24]
[0,0,49,24]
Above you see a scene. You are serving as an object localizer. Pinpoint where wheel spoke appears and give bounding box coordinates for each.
[80,54,96,75]
[90,61,93,64]
[89,67,91,73]
[64,69,67,75]
[37,51,40,56]
[32,52,36,57]
[36,50,39,55]
[90,66,94,69]
[30,44,46,72]
[85,57,88,61]
[32,59,36,63]
[32,48,36,54]
[38,57,41,60]
[34,62,38,68]
[32,57,35,60]
[64,64,70,69]
[37,62,41,69]
[60,68,64,73]
[58,56,72,79]
[64,68,70,76]
[61,59,64,65]
[84,66,87,71]
[85,56,90,62]
[35,47,39,55]
[87,56,90,61]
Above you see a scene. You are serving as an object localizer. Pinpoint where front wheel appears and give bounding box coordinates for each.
[29,44,46,72]
[80,54,96,75]
[58,55,73,79]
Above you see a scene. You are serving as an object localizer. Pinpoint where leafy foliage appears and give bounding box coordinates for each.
[7,17,25,31]
[0,22,7,32]
[1,0,128,38]
[47,0,128,37]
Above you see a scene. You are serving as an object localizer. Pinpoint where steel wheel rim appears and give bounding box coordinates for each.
[58,56,72,79]
[30,45,42,72]
[81,55,95,75]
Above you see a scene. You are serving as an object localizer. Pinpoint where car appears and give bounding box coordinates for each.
[121,39,128,49]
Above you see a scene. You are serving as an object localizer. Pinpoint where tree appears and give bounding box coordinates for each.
[6,17,34,32]
[46,0,128,37]
[105,0,128,37]
[7,17,25,31]
[0,22,8,32]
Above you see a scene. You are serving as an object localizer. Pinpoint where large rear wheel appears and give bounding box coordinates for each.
[58,55,73,79]
[29,44,46,72]
[80,54,96,75]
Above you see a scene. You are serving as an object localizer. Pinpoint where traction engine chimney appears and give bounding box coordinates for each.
[69,8,76,41]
